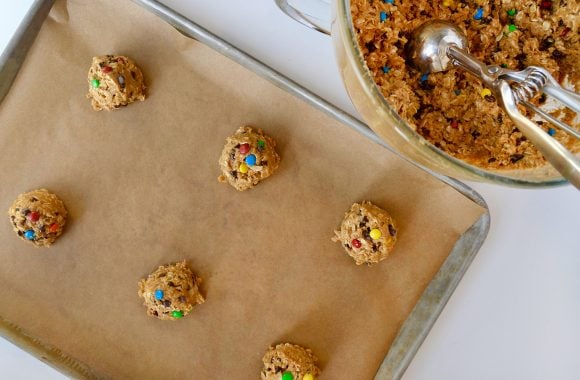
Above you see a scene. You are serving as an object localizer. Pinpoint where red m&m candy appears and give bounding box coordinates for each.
[27,211,40,222]
[239,143,250,154]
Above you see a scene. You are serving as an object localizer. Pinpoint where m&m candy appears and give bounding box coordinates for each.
[49,223,59,233]
[172,310,184,319]
[155,289,164,300]
[239,143,250,154]
[480,88,492,98]
[24,230,35,240]
[245,154,257,166]
[370,229,382,240]
[27,211,40,222]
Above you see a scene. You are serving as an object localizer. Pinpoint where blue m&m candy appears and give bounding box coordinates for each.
[155,289,164,300]
[245,154,257,166]
[24,230,35,240]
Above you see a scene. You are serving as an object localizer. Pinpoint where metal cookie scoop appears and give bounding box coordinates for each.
[407,20,580,189]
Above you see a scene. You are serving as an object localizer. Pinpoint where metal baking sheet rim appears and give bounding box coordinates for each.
[0,1,490,379]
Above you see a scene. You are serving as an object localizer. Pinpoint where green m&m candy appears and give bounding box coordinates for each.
[172,310,184,319]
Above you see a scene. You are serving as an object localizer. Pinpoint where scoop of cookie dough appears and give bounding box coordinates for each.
[261,343,321,380]
[138,261,204,321]
[218,126,280,191]
[7,189,68,248]
[87,55,146,111]
[332,201,398,265]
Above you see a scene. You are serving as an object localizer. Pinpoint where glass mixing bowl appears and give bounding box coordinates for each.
[278,0,577,187]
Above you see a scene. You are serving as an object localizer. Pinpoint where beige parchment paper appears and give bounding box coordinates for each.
[0,0,485,378]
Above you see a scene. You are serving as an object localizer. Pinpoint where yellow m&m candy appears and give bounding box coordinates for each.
[370,228,382,240]
[239,163,249,174]
[480,88,492,98]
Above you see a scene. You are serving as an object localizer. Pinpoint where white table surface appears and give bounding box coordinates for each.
[1,1,578,379]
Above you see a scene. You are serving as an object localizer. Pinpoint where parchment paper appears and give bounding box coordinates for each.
[0,0,485,378]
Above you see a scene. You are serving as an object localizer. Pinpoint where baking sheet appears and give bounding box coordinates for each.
[0,0,485,378]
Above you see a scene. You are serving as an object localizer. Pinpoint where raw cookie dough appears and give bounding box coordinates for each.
[332,201,397,265]
[218,126,280,191]
[87,55,146,111]
[7,189,68,247]
[261,343,321,380]
[351,0,579,169]
[138,261,204,321]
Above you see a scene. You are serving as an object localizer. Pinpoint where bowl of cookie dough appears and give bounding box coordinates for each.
[278,0,579,186]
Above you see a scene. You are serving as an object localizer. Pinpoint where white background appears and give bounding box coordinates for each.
[1,1,578,379]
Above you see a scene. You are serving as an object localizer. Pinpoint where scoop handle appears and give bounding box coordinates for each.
[542,75,580,114]
[499,81,580,190]
[501,67,580,114]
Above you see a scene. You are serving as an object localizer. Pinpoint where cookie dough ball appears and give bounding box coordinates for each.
[332,201,397,265]
[87,55,146,111]
[7,189,68,247]
[218,126,280,191]
[261,343,321,380]
[138,261,204,321]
